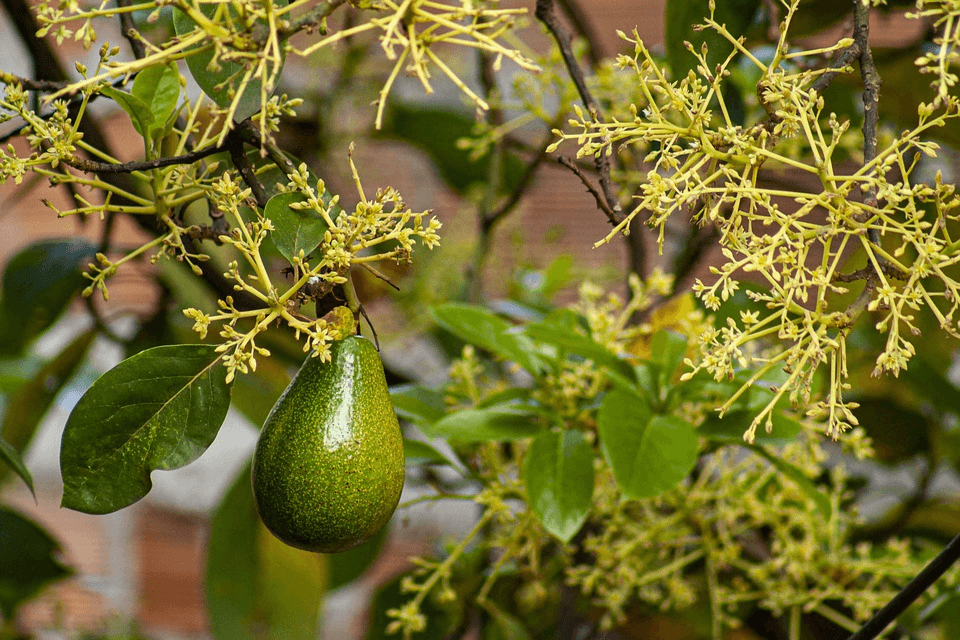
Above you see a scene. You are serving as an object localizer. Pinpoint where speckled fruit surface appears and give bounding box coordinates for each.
[251,336,405,553]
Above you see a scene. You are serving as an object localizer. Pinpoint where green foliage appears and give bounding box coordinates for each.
[597,391,698,499]
[60,345,232,514]
[173,0,288,123]
[0,507,72,620]
[205,463,325,640]
[0,239,94,355]
[263,191,328,265]
[524,429,593,542]
[0,328,96,495]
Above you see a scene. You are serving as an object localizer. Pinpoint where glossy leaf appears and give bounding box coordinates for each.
[597,391,698,499]
[404,438,454,466]
[132,61,180,137]
[173,0,287,122]
[390,384,446,425]
[522,321,634,383]
[0,436,33,496]
[423,406,539,442]
[0,328,97,494]
[60,344,232,514]
[524,430,594,542]
[0,238,95,355]
[100,86,154,138]
[206,463,325,640]
[0,506,73,619]
[264,191,328,265]
[431,303,543,374]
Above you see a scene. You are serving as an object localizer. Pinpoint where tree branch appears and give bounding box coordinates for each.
[847,532,960,640]
[535,0,621,223]
[59,144,227,175]
[556,156,619,225]
[116,0,147,60]
[554,0,605,67]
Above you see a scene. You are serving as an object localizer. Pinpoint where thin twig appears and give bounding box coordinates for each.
[847,532,960,640]
[115,0,147,60]
[535,0,622,222]
[360,263,400,291]
[59,144,226,175]
[556,156,619,225]
[0,71,71,92]
[555,0,605,66]
[226,129,268,207]
[809,42,862,95]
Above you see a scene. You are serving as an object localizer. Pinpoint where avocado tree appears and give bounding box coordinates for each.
[3,0,960,638]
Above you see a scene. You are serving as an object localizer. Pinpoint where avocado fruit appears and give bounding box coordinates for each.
[251,335,405,553]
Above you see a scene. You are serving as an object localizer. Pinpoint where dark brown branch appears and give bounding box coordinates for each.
[115,0,147,60]
[278,0,348,37]
[59,144,227,175]
[226,129,268,208]
[847,532,960,640]
[555,0,605,67]
[238,119,298,175]
[0,71,71,92]
[557,156,619,225]
[535,0,622,223]
[855,0,881,212]
[809,42,862,95]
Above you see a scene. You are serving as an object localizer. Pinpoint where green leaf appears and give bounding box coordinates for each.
[747,445,833,518]
[101,86,154,139]
[698,410,801,446]
[0,506,73,619]
[431,303,543,375]
[649,330,688,387]
[206,463,325,640]
[404,438,454,466]
[173,0,287,122]
[522,321,635,384]
[665,0,762,81]
[0,328,97,495]
[597,391,698,499]
[424,406,539,442]
[390,384,446,425]
[0,238,96,355]
[131,62,180,137]
[484,601,533,640]
[524,430,594,542]
[326,524,388,593]
[264,192,328,265]
[0,436,33,496]
[60,344,232,514]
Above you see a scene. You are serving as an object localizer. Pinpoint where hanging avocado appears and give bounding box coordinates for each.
[252,334,405,553]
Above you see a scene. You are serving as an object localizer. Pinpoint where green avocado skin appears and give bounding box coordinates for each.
[252,336,404,553]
